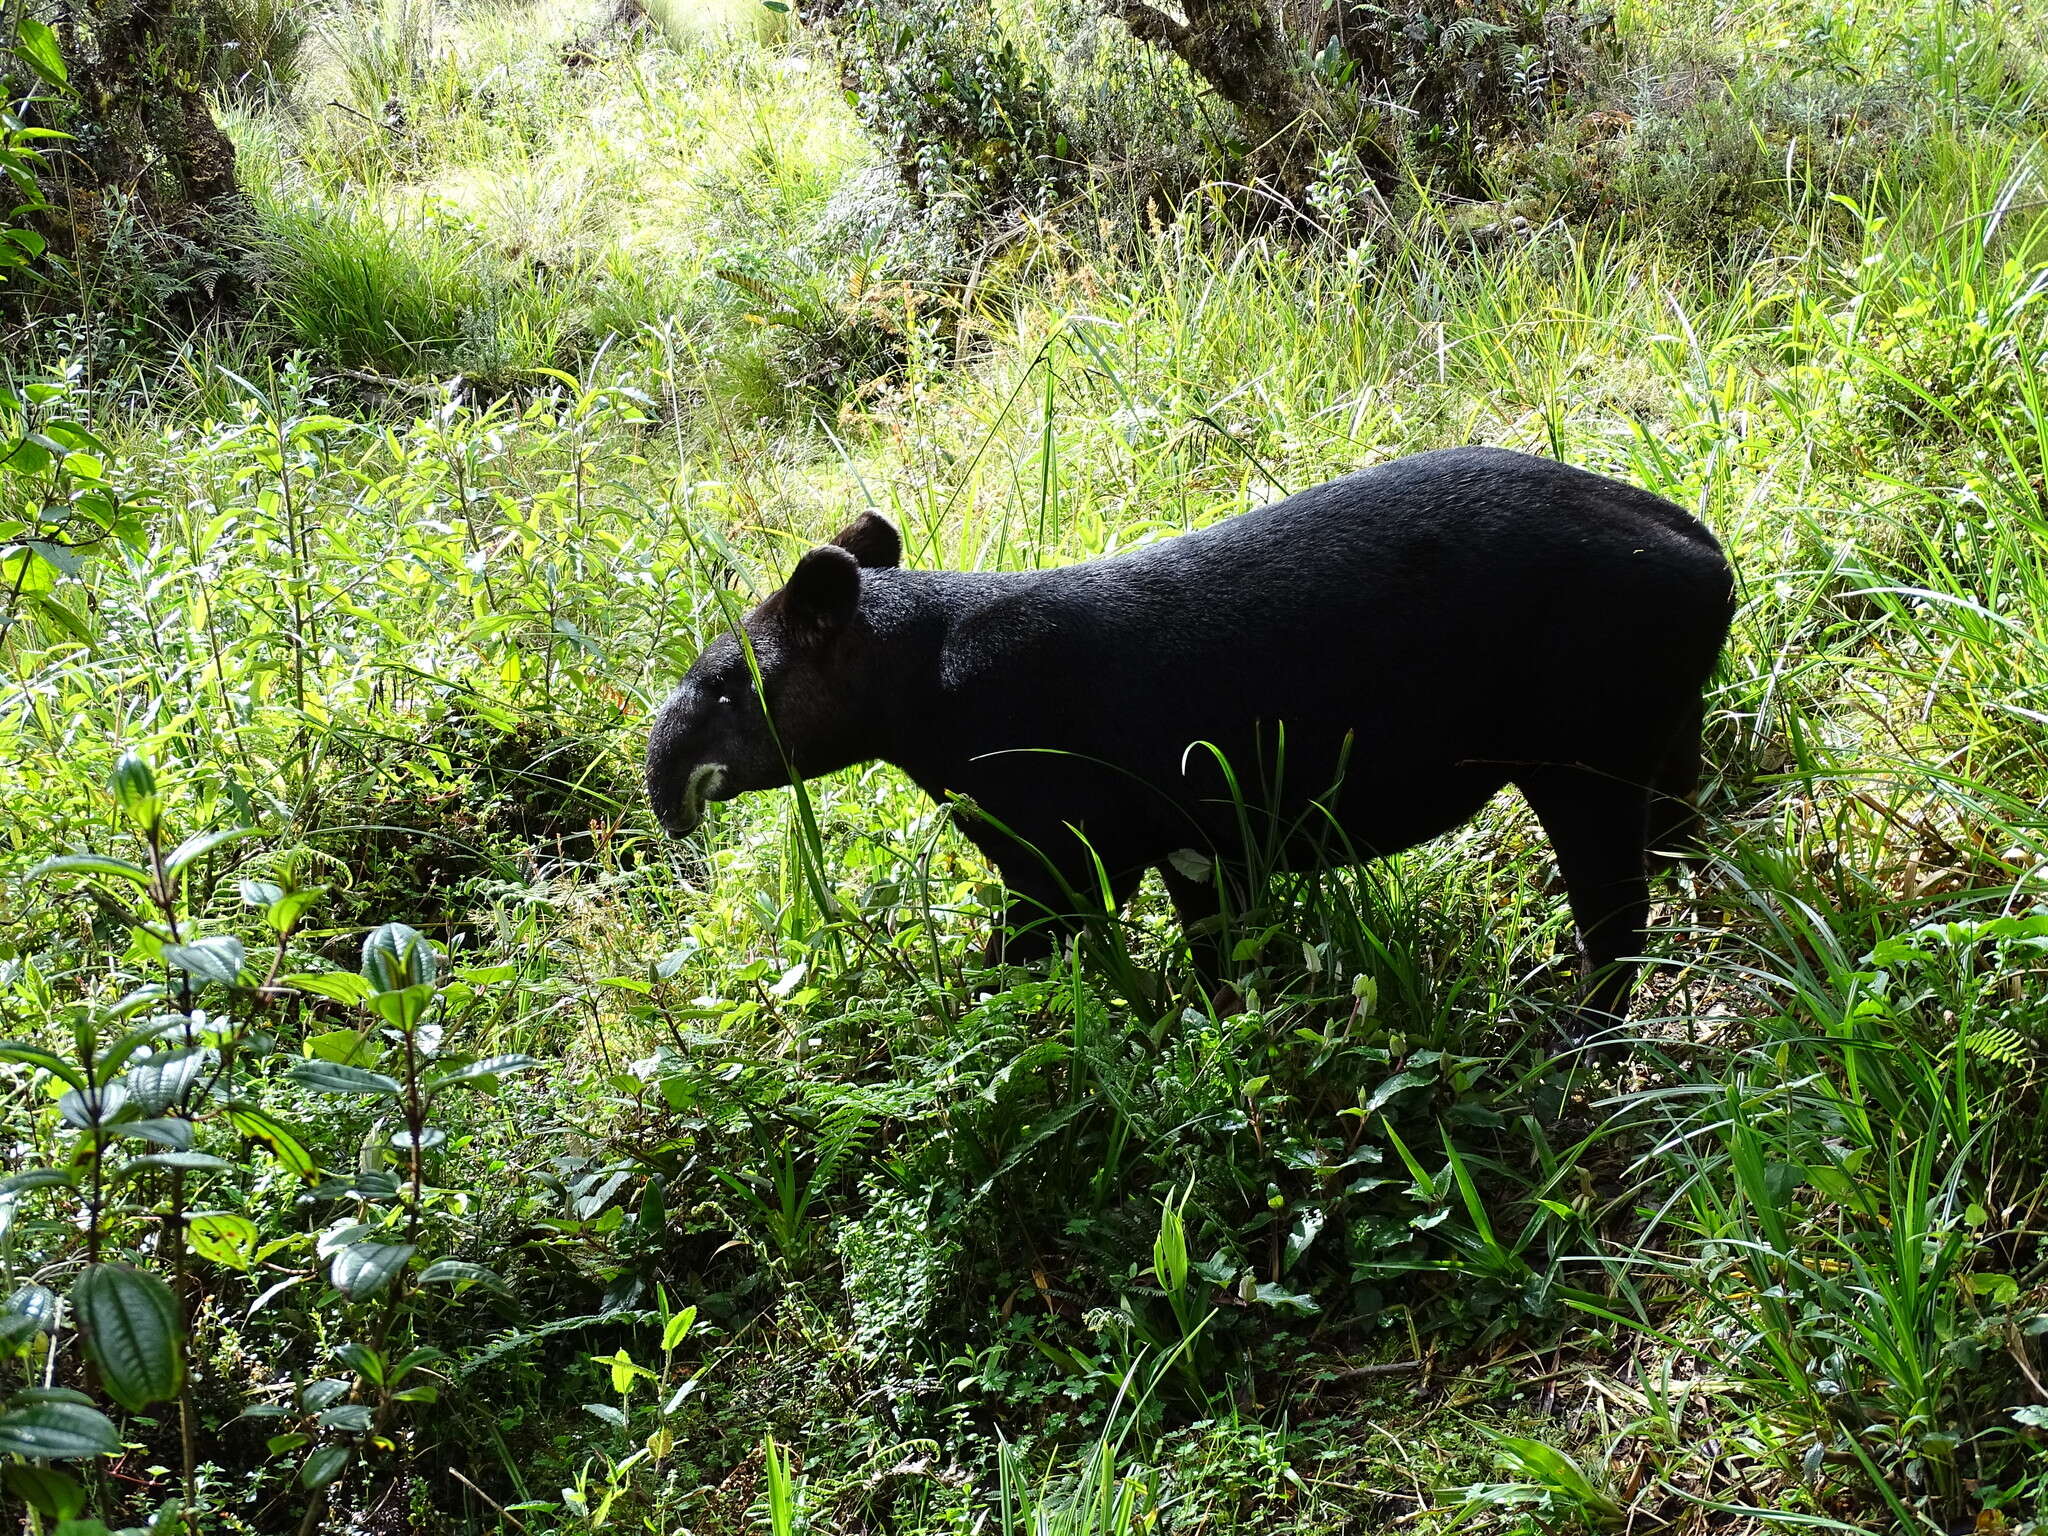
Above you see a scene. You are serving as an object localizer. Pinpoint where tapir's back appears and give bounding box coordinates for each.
[949,446,1731,766]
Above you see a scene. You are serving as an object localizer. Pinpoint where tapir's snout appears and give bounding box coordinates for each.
[656,761,728,838]
[645,687,732,838]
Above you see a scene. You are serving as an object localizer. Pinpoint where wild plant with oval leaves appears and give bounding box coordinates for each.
[0,751,542,1533]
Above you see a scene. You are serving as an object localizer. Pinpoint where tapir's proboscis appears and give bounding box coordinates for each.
[646,446,1735,1035]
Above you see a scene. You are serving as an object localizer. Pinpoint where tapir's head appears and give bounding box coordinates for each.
[646,511,902,837]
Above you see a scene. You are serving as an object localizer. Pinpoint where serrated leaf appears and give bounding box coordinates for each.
[361,923,437,994]
[581,1402,628,1428]
[58,1082,128,1129]
[73,1263,184,1411]
[0,1401,119,1459]
[162,936,246,986]
[122,1047,206,1114]
[287,1060,402,1097]
[330,1242,414,1301]
[423,1054,539,1093]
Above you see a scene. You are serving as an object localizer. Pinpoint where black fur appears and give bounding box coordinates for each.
[647,447,1735,1028]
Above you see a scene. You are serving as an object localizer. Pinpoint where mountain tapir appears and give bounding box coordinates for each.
[646,446,1735,1028]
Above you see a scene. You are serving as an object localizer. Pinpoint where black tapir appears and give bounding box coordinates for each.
[646,447,1735,1027]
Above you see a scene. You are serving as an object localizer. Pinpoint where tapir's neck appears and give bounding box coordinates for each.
[853,566,1028,791]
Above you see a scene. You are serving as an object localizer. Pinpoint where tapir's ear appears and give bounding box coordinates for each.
[780,545,861,637]
[831,510,902,569]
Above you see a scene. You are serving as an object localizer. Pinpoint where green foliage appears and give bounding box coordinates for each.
[818,0,1074,213]
[0,1,2046,1532]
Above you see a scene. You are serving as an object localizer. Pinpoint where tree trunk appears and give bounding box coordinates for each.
[1100,0,1393,193]
[68,0,242,218]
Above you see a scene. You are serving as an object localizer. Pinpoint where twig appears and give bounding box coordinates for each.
[324,366,454,402]
[1316,1358,1424,1384]
[449,1469,529,1534]
[327,99,408,139]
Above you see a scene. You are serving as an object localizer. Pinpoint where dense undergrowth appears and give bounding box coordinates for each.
[2,0,2048,1532]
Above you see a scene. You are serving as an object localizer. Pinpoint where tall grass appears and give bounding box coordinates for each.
[1,0,2046,1530]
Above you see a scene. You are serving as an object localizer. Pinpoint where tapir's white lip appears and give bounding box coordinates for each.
[672,762,728,835]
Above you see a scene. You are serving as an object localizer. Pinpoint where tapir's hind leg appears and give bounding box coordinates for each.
[1517,766,1652,1039]
[1646,699,1706,869]
[1160,857,1228,984]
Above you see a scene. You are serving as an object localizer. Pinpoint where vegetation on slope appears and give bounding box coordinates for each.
[0,0,2046,1532]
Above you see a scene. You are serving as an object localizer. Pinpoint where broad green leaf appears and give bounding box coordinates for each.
[0,1401,119,1460]
[226,1104,317,1179]
[131,1152,234,1174]
[299,1445,350,1489]
[110,752,159,831]
[0,1040,85,1089]
[163,826,259,874]
[93,1014,183,1078]
[163,936,246,986]
[415,1260,506,1292]
[72,1263,184,1411]
[366,983,436,1033]
[334,1341,385,1383]
[285,972,375,1005]
[303,1028,382,1067]
[330,1242,415,1301]
[0,1168,73,1196]
[263,886,326,934]
[300,1378,350,1410]
[13,18,69,86]
[2,1463,85,1518]
[286,1060,402,1097]
[317,1404,373,1433]
[111,1116,195,1150]
[662,1306,697,1352]
[188,1213,259,1270]
[423,1054,540,1093]
[26,854,150,888]
[6,1284,58,1332]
